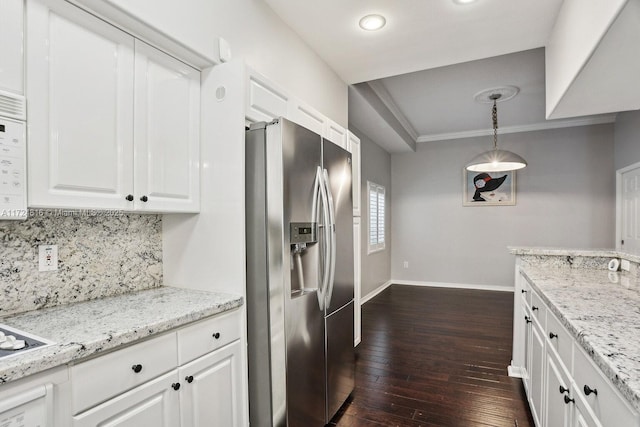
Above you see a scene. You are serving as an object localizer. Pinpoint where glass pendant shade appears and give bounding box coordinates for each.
[465,149,527,172]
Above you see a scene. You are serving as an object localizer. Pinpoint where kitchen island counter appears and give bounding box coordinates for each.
[516,260,640,412]
[0,286,243,384]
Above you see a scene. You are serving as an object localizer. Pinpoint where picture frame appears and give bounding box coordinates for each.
[463,169,516,206]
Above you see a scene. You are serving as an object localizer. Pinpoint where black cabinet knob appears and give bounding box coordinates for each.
[125,194,134,201]
[171,383,181,391]
[559,385,569,394]
[524,316,532,324]
[532,306,539,311]
[549,332,558,339]
[131,364,143,373]
[185,375,194,383]
[140,195,149,202]
[212,332,221,339]
[564,395,575,404]
[584,385,598,396]
[521,290,527,294]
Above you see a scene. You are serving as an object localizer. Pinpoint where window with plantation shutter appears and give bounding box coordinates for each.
[367,181,385,253]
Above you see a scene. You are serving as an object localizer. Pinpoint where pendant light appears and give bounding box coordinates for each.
[466,93,527,172]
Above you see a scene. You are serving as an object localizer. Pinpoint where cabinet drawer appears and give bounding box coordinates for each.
[530,290,546,329]
[545,311,573,372]
[573,344,639,427]
[177,309,241,365]
[71,332,177,414]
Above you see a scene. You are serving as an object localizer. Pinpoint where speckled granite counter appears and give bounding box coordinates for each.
[0,286,243,384]
[517,264,640,412]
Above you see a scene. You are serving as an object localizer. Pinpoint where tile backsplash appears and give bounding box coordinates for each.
[0,212,162,316]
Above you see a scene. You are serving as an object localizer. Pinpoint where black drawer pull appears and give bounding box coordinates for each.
[140,195,149,202]
[131,364,143,373]
[521,290,527,294]
[212,332,221,339]
[524,316,532,324]
[564,395,575,404]
[549,332,558,339]
[532,306,539,311]
[172,383,181,391]
[186,375,194,383]
[559,385,569,394]
[583,385,598,396]
[125,194,134,201]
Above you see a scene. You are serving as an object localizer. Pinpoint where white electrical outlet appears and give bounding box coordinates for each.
[403,261,409,269]
[621,259,631,272]
[38,245,58,272]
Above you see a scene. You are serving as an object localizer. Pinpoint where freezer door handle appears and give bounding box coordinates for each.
[323,168,337,310]
[316,166,332,311]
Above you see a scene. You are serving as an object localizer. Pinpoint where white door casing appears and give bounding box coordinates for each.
[616,162,640,253]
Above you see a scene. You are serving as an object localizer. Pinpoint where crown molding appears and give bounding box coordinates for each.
[366,81,419,141]
[416,114,617,143]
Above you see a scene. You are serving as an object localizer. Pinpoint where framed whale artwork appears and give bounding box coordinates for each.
[463,170,516,206]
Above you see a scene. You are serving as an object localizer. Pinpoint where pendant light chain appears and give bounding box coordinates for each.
[491,96,499,150]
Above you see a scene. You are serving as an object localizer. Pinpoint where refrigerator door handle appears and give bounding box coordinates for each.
[323,168,337,309]
[316,166,331,311]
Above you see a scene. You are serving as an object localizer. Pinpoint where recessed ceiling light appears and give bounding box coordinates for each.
[359,14,386,31]
[453,0,478,4]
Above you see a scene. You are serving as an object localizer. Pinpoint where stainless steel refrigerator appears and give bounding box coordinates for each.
[245,118,355,427]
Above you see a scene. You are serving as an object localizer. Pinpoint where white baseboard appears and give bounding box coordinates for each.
[361,280,393,304]
[390,280,514,293]
[508,364,524,378]
[360,279,513,306]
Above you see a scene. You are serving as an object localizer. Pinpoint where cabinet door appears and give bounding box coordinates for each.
[529,323,546,427]
[289,100,325,136]
[27,0,135,209]
[245,69,288,123]
[73,371,180,427]
[179,340,243,427]
[546,349,571,427]
[134,40,200,213]
[348,131,361,216]
[326,120,347,150]
[0,0,24,96]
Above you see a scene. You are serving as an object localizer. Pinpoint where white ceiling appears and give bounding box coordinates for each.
[263,0,616,153]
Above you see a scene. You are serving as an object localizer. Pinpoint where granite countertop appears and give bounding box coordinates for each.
[510,246,640,263]
[0,286,243,384]
[519,265,640,412]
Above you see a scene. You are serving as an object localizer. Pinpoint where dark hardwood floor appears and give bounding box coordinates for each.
[329,285,534,427]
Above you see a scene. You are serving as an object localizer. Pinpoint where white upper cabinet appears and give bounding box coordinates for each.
[27,0,200,212]
[347,131,361,217]
[0,0,24,97]
[27,0,135,210]
[289,100,326,137]
[326,119,347,150]
[546,0,640,119]
[134,40,200,213]
[245,69,288,123]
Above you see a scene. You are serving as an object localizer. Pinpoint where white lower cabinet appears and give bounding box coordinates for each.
[179,340,243,426]
[70,310,243,427]
[73,371,181,427]
[529,320,545,427]
[513,268,639,427]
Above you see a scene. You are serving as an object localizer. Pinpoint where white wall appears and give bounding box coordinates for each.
[209,0,347,126]
[391,124,616,288]
[355,130,392,297]
[614,110,640,170]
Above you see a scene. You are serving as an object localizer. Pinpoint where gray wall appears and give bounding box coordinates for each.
[391,124,616,288]
[614,110,640,170]
[356,130,392,297]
